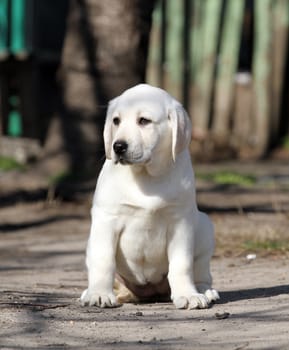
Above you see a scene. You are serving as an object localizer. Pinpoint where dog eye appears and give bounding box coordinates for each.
[138,117,152,126]
[113,117,120,126]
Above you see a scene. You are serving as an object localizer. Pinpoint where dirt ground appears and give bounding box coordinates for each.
[1,160,289,350]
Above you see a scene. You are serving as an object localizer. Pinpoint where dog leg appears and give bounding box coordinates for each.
[167,215,210,310]
[194,212,220,303]
[81,208,119,308]
[194,253,220,303]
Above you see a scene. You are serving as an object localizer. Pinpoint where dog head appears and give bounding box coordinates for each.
[103,84,191,175]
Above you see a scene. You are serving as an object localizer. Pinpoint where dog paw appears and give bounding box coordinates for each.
[80,289,119,308]
[204,288,220,303]
[173,293,210,310]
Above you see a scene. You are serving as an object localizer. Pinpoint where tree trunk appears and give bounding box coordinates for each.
[59,0,156,179]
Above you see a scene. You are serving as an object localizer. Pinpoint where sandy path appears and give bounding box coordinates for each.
[1,201,289,350]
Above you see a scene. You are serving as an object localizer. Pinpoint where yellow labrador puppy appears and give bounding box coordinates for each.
[81,84,219,309]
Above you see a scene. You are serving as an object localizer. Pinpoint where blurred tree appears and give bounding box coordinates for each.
[59,0,156,184]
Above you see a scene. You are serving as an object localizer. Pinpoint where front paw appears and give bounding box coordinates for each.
[173,293,210,310]
[204,288,220,303]
[80,289,119,308]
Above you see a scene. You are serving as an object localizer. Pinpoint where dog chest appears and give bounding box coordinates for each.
[115,211,169,285]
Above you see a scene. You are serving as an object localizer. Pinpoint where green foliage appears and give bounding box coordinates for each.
[49,171,73,185]
[243,239,289,253]
[281,136,289,149]
[197,171,256,186]
[49,170,95,185]
[0,156,25,171]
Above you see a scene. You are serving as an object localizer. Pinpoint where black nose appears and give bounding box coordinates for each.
[113,140,128,155]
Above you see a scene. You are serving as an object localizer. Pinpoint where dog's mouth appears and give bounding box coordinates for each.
[114,154,149,166]
[115,157,132,165]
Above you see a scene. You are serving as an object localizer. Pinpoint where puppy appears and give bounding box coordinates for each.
[81,84,219,309]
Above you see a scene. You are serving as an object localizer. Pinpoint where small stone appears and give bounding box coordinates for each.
[215,312,230,320]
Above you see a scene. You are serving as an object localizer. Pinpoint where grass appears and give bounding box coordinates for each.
[0,156,25,171]
[243,239,289,254]
[197,170,256,186]
[215,236,289,258]
[49,171,72,185]
[49,169,96,185]
[281,136,289,149]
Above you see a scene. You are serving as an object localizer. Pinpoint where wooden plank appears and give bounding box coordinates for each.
[146,0,163,87]
[190,0,203,85]
[0,0,9,59]
[252,0,272,157]
[212,0,245,143]
[163,0,184,101]
[271,0,289,143]
[189,0,222,140]
[10,0,28,58]
[233,73,253,158]
[0,79,2,136]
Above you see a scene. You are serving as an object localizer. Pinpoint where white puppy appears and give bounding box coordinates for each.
[81,84,219,309]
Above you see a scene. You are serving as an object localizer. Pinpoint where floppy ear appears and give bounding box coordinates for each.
[103,97,118,159]
[169,102,192,161]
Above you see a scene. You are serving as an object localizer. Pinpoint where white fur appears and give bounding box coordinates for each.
[81,84,219,309]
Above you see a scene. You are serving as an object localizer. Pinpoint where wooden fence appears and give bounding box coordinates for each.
[146,0,289,159]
